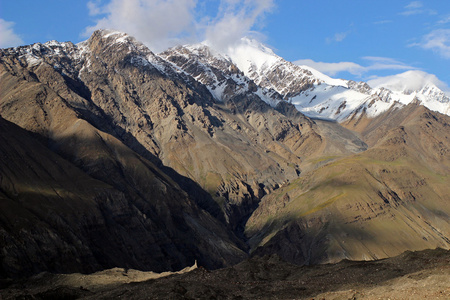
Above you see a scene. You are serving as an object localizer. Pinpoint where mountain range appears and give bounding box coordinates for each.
[0,29,449,278]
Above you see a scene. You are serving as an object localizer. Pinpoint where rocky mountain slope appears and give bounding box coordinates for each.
[1,30,449,279]
[0,110,246,278]
[0,30,329,277]
[245,103,450,265]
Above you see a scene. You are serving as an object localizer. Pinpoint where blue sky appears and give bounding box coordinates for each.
[1,0,449,87]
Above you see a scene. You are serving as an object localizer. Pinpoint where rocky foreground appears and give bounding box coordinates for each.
[1,248,448,299]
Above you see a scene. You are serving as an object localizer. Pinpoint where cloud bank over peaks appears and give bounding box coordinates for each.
[294,56,415,77]
[84,0,274,53]
[367,70,450,94]
[295,57,449,95]
[0,19,24,48]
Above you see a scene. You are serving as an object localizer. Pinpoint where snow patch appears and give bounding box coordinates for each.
[25,55,42,67]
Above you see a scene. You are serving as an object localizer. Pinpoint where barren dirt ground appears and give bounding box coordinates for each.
[1,248,449,299]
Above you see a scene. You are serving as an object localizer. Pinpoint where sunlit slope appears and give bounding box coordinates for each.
[245,104,450,265]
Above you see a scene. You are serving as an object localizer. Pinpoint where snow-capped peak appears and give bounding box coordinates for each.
[93,29,145,50]
[171,37,449,119]
[208,37,334,98]
[364,70,450,115]
[224,37,280,76]
[159,41,281,107]
[289,70,450,121]
[219,38,450,119]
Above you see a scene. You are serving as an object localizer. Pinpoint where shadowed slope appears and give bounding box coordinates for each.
[0,106,246,278]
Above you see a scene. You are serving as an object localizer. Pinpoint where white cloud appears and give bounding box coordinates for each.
[294,59,364,77]
[294,57,415,77]
[326,31,349,43]
[401,1,422,15]
[87,1,104,16]
[400,1,436,16]
[204,0,274,51]
[438,15,450,24]
[0,19,24,48]
[363,56,400,64]
[406,1,423,9]
[373,20,393,25]
[415,29,450,59]
[84,0,274,53]
[84,0,198,52]
[362,56,415,72]
[367,70,450,93]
